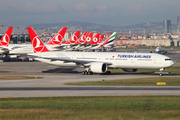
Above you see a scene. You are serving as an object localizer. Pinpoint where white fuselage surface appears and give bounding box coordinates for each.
[4,44,61,55]
[29,51,174,70]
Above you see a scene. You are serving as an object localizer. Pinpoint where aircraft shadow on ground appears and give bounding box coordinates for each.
[42,68,178,76]
[42,67,81,74]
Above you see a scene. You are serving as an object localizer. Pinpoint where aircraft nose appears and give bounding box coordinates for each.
[170,60,174,66]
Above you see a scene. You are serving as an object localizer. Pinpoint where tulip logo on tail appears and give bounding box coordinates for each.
[51,34,63,45]
[0,34,9,47]
[79,35,86,43]
[86,37,91,42]
[93,37,98,43]
[32,36,45,53]
[69,35,78,44]
[77,32,88,43]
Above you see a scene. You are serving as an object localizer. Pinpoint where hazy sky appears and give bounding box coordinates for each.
[1,0,180,26]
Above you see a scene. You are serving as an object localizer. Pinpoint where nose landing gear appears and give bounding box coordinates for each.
[159,68,165,76]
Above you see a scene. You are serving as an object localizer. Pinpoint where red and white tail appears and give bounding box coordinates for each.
[27,27,49,53]
[47,27,67,45]
[75,32,89,44]
[89,33,100,44]
[84,33,94,44]
[99,34,104,43]
[0,26,13,47]
[63,31,81,44]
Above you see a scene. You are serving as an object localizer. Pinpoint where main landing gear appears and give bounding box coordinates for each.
[82,70,93,75]
[82,70,111,75]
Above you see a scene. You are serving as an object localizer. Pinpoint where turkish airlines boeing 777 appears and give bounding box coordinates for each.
[27,27,174,76]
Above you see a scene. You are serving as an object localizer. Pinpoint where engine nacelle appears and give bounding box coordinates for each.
[122,68,138,72]
[90,62,107,73]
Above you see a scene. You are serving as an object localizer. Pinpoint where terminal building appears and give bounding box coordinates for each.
[0,34,31,44]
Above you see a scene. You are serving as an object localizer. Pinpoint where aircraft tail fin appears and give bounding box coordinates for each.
[99,34,104,43]
[75,32,89,44]
[63,31,81,44]
[27,27,49,53]
[89,33,101,44]
[47,27,67,45]
[0,26,13,47]
[84,33,94,43]
[103,32,116,46]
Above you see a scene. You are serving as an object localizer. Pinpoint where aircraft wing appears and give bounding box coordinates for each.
[28,55,112,65]
[0,46,9,54]
[52,44,78,49]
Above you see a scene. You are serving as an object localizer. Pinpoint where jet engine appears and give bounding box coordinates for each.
[90,62,107,73]
[122,68,138,72]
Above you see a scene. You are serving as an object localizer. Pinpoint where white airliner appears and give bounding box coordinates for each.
[27,27,174,76]
[155,46,167,54]
[150,44,167,54]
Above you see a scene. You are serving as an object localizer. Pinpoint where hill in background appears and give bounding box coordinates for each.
[29,21,177,34]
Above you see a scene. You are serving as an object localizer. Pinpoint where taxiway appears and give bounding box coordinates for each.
[0,61,179,98]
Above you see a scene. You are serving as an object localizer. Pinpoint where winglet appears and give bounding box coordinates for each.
[103,32,116,46]
[63,31,81,44]
[27,27,49,53]
[0,26,13,47]
[47,27,67,45]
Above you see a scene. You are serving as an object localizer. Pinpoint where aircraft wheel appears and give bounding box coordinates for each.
[82,71,85,75]
[88,71,91,75]
[84,71,88,75]
[89,71,93,75]
[159,73,163,76]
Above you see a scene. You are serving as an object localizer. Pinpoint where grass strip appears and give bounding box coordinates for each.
[0,71,9,73]
[0,96,180,119]
[0,76,42,80]
[64,77,180,86]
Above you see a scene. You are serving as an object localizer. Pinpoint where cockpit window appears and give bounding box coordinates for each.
[165,59,171,61]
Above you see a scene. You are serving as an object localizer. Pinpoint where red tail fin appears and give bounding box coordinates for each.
[75,32,89,44]
[0,26,13,47]
[99,34,104,43]
[89,33,100,44]
[63,31,81,44]
[47,27,67,45]
[27,27,49,53]
[84,33,94,43]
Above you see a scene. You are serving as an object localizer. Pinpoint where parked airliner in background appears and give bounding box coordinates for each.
[0,27,68,57]
[150,44,167,54]
[155,46,167,54]
[0,26,13,55]
[27,27,174,76]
